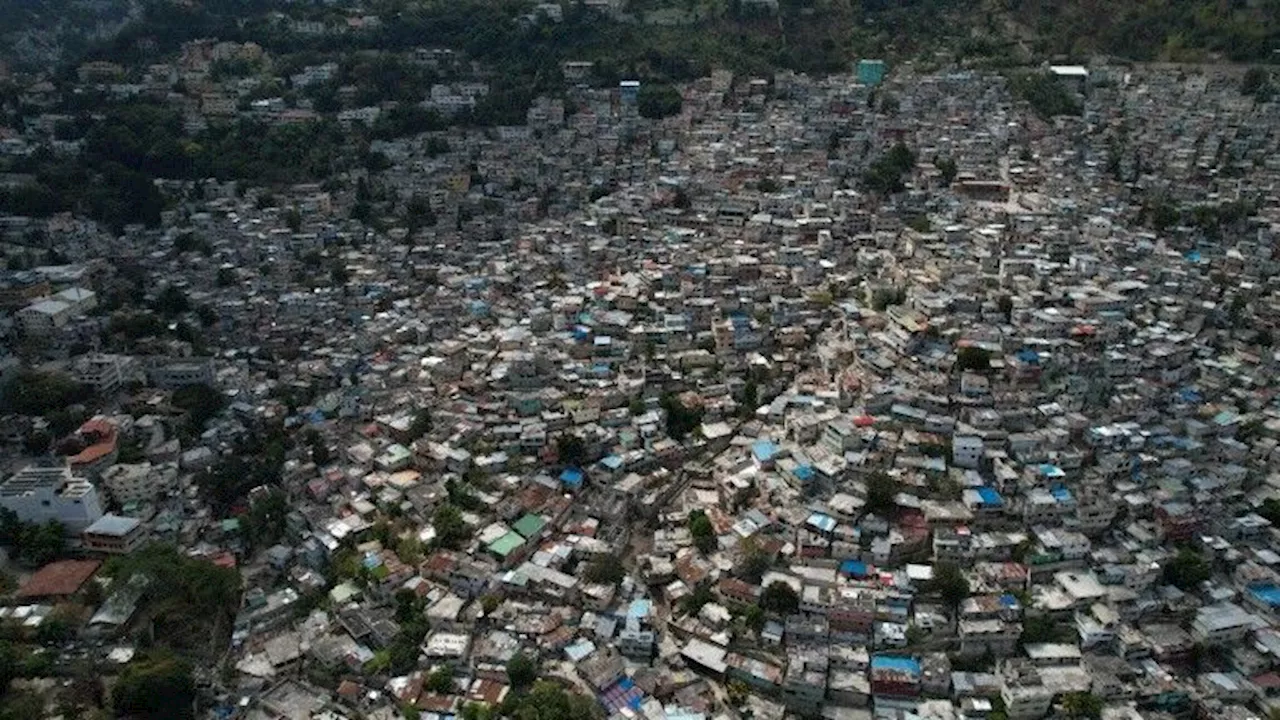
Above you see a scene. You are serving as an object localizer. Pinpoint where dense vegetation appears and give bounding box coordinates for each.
[1008,71,1082,121]
[101,544,242,660]
[0,509,66,566]
[111,651,196,720]
[0,0,1273,232]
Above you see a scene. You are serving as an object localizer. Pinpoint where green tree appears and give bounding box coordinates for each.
[865,473,899,515]
[661,394,703,441]
[171,383,225,433]
[1242,67,1274,101]
[432,504,470,549]
[112,651,195,720]
[583,555,625,585]
[0,370,90,416]
[739,381,758,417]
[637,84,683,119]
[863,142,916,194]
[737,538,771,583]
[929,562,971,610]
[556,434,586,467]
[504,680,603,720]
[760,581,799,615]
[243,489,289,551]
[506,651,538,689]
[425,666,455,694]
[956,346,991,371]
[407,409,432,441]
[1163,548,1211,590]
[997,295,1014,322]
[688,510,716,554]
[936,156,958,185]
[1259,498,1280,526]
[1060,692,1103,720]
[681,583,714,615]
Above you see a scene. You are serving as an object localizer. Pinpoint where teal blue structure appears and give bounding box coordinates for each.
[857,59,886,86]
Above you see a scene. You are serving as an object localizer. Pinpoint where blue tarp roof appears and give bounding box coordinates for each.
[1248,584,1280,607]
[794,465,815,481]
[1051,485,1073,502]
[807,512,836,533]
[977,487,1003,506]
[560,468,584,487]
[840,560,869,577]
[999,594,1019,607]
[1185,250,1202,262]
[1016,349,1041,364]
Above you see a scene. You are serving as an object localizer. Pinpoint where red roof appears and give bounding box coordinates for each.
[17,559,102,598]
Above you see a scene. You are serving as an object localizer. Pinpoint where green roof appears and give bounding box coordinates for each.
[221,518,241,533]
[488,532,525,558]
[512,514,547,539]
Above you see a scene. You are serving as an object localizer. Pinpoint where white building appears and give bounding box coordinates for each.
[0,465,104,533]
[145,357,215,389]
[1191,602,1255,646]
[82,514,147,554]
[51,287,97,314]
[17,299,72,335]
[1000,667,1054,720]
[74,354,140,394]
[100,462,177,505]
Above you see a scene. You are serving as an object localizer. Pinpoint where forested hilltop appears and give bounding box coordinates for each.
[2,0,1277,76]
[0,0,1274,232]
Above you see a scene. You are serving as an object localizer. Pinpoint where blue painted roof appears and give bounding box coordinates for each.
[807,512,836,533]
[1249,584,1280,607]
[871,655,921,674]
[1039,464,1065,478]
[600,455,624,470]
[628,599,652,618]
[752,440,778,461]
[1051,485,1073,502]
[794,465,815,481]
[1016,349,1040,364]
[999,594,1019,607]
[840,560,869,577]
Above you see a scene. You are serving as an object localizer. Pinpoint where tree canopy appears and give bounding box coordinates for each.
[502,680,602,720]
[688,510,716,554]
[928,562,971,610]
[760,581,799,615]
[864,473,899,515]
[637,83,683,119]
[112,651,196,720]
[1163,548,1211,591]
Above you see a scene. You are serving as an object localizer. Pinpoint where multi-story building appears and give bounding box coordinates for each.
[145,357,216,389]
[1191,603,1255,646]
[1000,665,1054,720]
[82,514,147,554]
[16,299,72,335]
[73,354,140,394]
[0,464,104,533]
[100,462,177,505]
[783,647,829,714]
